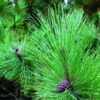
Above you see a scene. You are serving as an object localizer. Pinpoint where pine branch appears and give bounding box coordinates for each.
[32,7,100,100]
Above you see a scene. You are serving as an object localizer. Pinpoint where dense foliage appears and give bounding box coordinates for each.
[0,0,100,100]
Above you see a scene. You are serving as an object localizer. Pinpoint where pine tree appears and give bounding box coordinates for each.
[0,1,100,100]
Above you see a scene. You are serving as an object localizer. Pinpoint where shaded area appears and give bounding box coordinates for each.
[0,77,20,100]
[0,77,32,100]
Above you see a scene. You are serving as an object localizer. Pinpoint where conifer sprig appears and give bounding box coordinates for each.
[0,34,35,92]
[30,8,100,100]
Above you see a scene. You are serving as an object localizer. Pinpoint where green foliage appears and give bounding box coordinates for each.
[0,1,100,99]
[0,0,14,21]
[0,34,35,92]
[28,8,100,99]
[0,0,28,40]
